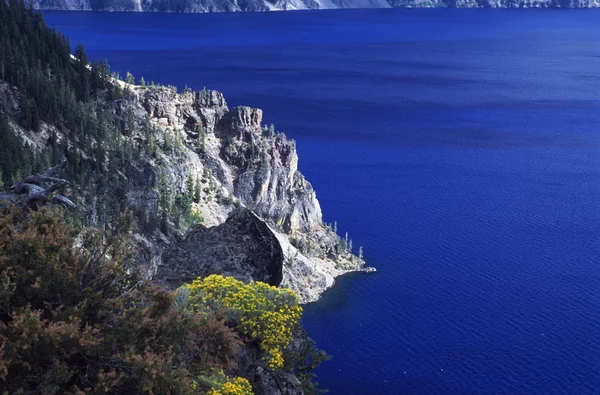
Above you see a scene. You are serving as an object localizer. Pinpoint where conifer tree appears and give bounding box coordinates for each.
[186,172,195,199]
[126,71,135,85]
[194,176,202,203]
[157,169,171,215]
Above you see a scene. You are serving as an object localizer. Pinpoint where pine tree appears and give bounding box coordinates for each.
[139,76,146,86]
[157,169,171,215]
[186,173,195,200]
[126,71,135,85]
[339,238,347,252]
[358,246,364,260]
[348,239,353,253]
[127,107,135,134]
[194,176,202,203]
[195,123,206,153]
[333,221,338,234]
[74,43,91,101]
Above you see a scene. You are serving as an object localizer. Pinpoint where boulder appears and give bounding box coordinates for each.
[157,207,284,287]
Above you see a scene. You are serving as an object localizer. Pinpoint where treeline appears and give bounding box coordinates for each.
[0,0,209,234]
[0,0,148,229]
[0,0,115,130]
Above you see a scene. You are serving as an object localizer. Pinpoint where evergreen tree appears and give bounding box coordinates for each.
[127,107,135,134]
[194,176,202,203]
[126,71,135,85]
[0,112,34,185]
[74,43,91,101]
[186,172,195,199]
[157,169,171,215]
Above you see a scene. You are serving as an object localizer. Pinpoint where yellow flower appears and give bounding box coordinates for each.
[185,275,302,369]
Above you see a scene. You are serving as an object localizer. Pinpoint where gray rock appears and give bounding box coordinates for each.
[30,0,600,11]
[216,107,323,233]
[253,366,304,395]
[158,207,284,287]
[1,80,369,305]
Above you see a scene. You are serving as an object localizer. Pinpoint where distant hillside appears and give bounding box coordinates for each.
[29,0,600,11]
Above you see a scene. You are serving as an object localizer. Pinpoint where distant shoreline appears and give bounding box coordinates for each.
[34,1,600,14]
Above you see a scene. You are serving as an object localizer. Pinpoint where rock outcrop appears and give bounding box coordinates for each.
[0,77,372,303]
[30,0,600,11]
[253,366,304,395]
[30,0,391,11]
[388,0,599,6]
[217,106,322,234]
[99,84,371,302]
[158,207,284,287]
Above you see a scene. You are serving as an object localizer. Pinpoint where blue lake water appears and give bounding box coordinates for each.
[45,9,600,394]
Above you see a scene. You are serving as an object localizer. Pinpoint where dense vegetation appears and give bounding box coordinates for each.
[0,206,327,394]
[0,0,204,234]
[0,0,126,216]
[185,275,303,370]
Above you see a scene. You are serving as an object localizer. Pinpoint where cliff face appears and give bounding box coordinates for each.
[30,0,600,10]
[388,0,599,6]
[131,85,369,302]
[31,0,390,11]
[0,79,370,303]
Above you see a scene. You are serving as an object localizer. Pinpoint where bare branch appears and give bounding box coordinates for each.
[1,158,76,210]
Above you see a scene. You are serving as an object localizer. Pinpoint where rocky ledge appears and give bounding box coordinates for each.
[114,81,379,301]
[129,85,375,301]
[0,77,374,302]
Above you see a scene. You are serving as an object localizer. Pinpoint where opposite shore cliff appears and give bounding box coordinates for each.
[30,0,600,12]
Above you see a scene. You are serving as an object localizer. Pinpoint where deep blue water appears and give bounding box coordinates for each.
[45,9,600,394]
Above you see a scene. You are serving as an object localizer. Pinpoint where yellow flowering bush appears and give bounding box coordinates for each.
[186,275,302,369]
[199,370,253,395]
[209,377,253,395]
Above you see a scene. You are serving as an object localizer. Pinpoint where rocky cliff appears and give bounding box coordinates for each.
[30,0,600,11]
[388,0,598,6]
[0,78,371,303]
[31,0,390,11]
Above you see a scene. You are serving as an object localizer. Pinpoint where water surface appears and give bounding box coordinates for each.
[45,9,600,394]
